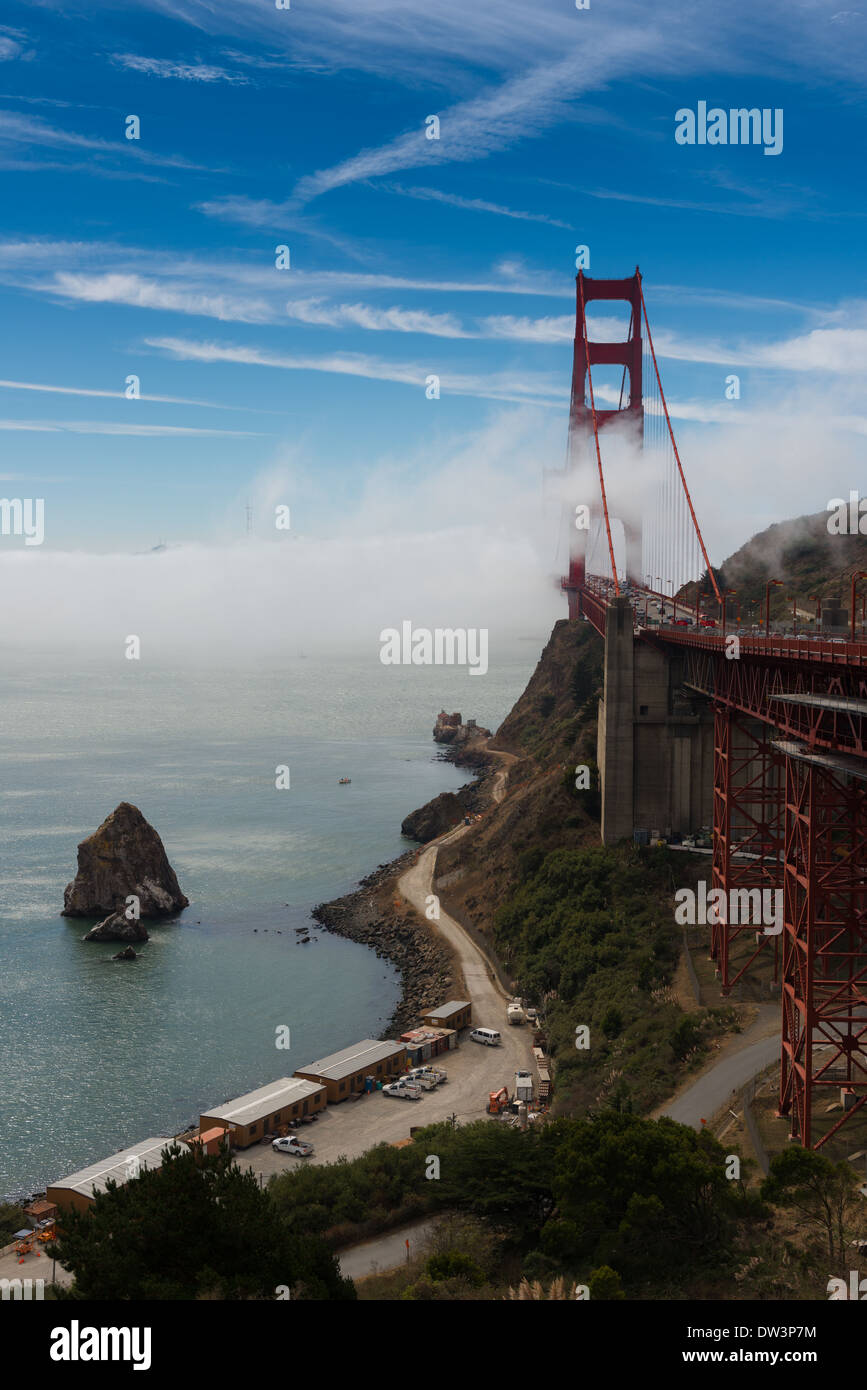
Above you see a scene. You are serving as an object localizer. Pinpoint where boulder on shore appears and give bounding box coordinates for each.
[63,801,188,920]
[84,911,149,944]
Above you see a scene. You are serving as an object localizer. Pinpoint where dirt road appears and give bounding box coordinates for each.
[486,746,517,804]
[396,771,534,1116]
[239,751,534,1181]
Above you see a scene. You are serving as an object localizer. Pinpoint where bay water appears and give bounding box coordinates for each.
[0,649,538,1199]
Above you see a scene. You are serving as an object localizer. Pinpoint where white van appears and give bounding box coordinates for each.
[470,1027,501,1046]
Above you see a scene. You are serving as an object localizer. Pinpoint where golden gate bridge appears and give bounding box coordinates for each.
[558,269,867,1152]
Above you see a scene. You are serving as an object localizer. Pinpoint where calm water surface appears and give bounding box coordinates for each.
[0,651,537,1198]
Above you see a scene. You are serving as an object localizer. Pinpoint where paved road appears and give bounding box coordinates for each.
[0,1244,72,1292]
[337,1217,439,1280]
[661,1005,780,1128]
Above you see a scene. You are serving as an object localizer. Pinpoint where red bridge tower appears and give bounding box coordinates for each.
[561,269,643,619]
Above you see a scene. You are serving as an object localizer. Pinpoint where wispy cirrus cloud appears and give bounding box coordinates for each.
[379,182,572,229]
[284,297,472,339]
[46,271,274,324]
[112,53,248,83]
[292,42,654,207]
[651,320,867,374]
[32,258,867,377]
[198,31,661,225]
[0,25,30,62]
[146,334,567,408]
[0,110,218,173]
[0,376,285,414]
[0,238,571,299]
[0,418,267,437]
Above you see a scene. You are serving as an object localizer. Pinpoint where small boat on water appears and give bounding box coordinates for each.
[338,777,351,784]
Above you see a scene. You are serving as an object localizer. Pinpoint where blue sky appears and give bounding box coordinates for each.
[0,0,866,653]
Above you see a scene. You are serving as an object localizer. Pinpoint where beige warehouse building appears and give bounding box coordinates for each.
[200,1077,326,1149]
[47,1137,190,1217]
[420,1000,472,1031]
[294,1039,406,1102]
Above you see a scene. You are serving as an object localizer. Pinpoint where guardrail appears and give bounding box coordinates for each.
[651,626,867,667]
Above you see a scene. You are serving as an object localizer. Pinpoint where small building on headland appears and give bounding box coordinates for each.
[433,713,490,746]
[400,1026,457,1064]
[47,1137,190,1217]
[420,1000,472,1031]
[200,1077,326,1148]
[294,1039,406,1102]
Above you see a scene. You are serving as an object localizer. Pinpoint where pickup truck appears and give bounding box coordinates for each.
[272,1135,314,1157]
[406,1066,447,1089]
[382,1079,422,1101]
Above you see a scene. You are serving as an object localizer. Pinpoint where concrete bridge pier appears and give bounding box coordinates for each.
[597,597,714,844]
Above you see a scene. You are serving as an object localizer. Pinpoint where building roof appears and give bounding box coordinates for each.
[296,1039,405,1081]
[401,1026,455,1042]
[422,1000,470,1016]
[195,1127,231,1145]
[49,1138,189,1201]
[25,1200,56,1217]
[201,1077,323,1126]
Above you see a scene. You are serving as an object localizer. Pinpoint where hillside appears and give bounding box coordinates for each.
[689,507,867,623]
[430,618,730,1117]
[423,503,867,1119]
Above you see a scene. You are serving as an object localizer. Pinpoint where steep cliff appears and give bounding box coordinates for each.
[434,618,604,925]
[401,791,465,843]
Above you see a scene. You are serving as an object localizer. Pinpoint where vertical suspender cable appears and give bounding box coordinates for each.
[639,275,722,607]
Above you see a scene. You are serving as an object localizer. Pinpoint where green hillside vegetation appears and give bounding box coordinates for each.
[269,1113,755,1297]
[491,619,602,762]
[493,843,739,1114]
[685,509,867,625]
[50,1144,355,1301]
[267,1114,860,1300]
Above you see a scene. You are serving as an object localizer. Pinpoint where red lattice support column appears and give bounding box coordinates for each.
[711,709,784,993]
[779,753,867,1149]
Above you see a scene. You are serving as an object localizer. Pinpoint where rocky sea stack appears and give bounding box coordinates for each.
[62,802,189,939]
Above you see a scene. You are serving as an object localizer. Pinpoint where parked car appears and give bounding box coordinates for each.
[272,1135,314,1157]
[382,1079,422,1100]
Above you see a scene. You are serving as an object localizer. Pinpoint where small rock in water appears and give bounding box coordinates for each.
[83,911,149,944]
[113,945,138,961]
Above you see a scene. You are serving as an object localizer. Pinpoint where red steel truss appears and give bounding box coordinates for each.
[678,638,867,757]
[711,709,784,993]
[779,752,867,1148]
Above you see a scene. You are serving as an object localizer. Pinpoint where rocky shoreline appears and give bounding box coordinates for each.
[311,853,461,1037]
[312,737,498,1037]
